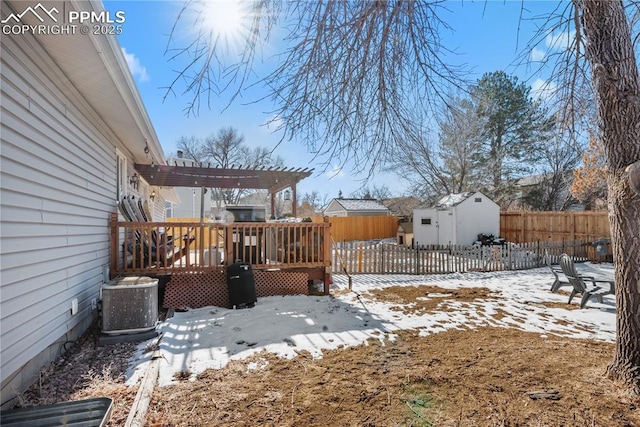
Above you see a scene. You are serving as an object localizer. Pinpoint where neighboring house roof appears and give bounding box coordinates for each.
[398,222,413,233]
[331,198,391,212]
[382,197,422,217]
[517,174,549,187]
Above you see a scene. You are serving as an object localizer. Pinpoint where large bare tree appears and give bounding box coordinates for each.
[176,127,283,206]
[576,0,640,392]
[166,1,464,174]
[167,0,640,394]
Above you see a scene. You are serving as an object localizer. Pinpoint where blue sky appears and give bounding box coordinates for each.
[107,0,564,199]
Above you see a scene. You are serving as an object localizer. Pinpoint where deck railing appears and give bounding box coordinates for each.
[109,213,331,275]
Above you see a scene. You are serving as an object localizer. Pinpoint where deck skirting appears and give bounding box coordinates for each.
[163,269,310,309]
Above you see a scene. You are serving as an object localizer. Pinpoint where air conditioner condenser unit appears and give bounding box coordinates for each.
[101,276,158,335]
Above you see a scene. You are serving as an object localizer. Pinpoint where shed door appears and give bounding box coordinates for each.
[436,209,454,245]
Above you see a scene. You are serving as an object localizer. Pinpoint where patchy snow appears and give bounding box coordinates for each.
[125,264,616,387]
[436,192,471,207]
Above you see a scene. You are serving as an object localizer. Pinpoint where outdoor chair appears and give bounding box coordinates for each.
[544,251,570,293]
[118,196,194,267]
[559,254,615,308]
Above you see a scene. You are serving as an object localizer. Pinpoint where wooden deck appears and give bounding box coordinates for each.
[109,213,331,280]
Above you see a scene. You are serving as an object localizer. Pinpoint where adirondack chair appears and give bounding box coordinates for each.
[544,251,570,293]
[559,254,615,308]
[118,196,194,268]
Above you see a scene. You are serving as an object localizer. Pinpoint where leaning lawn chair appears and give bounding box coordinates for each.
[560,254,615,308]
[545,251,570,293]
[118,196,194,268]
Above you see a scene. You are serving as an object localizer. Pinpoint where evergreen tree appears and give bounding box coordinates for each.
[470,71,554,205]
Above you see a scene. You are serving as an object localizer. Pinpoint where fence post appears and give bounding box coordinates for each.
[380,243,384,274]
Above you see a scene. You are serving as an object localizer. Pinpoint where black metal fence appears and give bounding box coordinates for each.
[331,240,591,275]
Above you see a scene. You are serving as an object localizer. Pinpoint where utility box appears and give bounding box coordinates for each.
[101,276,158,334]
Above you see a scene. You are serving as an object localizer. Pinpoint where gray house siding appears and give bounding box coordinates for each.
[0,33,119,406]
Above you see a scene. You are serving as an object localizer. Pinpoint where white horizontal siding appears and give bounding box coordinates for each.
[152,199,167,221]
[0,33,121,393]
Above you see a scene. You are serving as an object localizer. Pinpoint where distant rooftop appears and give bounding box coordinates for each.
[334,198,390,212]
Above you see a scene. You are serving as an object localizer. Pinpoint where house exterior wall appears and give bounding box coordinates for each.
[165,157,213,219]
[1,32,127,408]
[152,198,168,221]
[323,199,347,217]
[169,187,214,219]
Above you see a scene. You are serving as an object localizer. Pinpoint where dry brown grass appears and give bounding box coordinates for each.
[144,327,639,426]
[16,323,139,426]
[14,287,640,426]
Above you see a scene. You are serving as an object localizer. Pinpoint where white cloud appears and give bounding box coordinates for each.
[530,78,558,102]
[121,47,149,82]
[530,47,546,62]
[263,114,283,132]
[545,30,575,51]
[326,164,345,179]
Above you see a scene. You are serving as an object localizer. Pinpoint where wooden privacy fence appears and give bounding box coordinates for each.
[311,215,398,242]
[308,212,609,244]
[332,240,591,275]
[500,211,610,243]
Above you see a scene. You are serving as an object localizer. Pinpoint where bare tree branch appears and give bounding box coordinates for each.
[166,0,468,176]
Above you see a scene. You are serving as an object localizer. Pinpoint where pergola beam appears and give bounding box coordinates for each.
[135,164,312,191]
[134,163,313,217]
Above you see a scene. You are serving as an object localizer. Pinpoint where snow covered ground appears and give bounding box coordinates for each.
[126,264,616,387]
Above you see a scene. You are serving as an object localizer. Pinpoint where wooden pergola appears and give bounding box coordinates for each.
[134,163,313,218]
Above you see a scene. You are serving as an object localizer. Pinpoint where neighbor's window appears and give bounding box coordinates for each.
[475,197,482,202]
[421,218,432,225]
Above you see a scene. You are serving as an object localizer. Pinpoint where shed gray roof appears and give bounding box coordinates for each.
[436,192,473,208]
[334,198,390,211]
[417,192,488,209]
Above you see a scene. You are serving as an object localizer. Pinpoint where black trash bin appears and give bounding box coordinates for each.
[226,261,257,309]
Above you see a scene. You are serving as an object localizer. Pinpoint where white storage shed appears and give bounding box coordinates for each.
[413,192,500,246]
